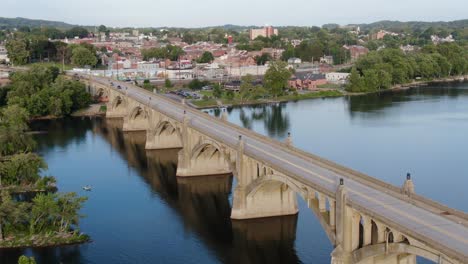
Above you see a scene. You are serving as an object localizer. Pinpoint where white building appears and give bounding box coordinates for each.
[326,72,350,84]
[287,57,302,64]
[0,45,10,63]
[431,35,455,44]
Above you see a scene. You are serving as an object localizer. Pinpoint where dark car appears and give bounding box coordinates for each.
[117,85,122,89]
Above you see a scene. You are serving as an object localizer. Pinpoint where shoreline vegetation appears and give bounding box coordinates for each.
[190,75,468,109]
[0,66,90,250]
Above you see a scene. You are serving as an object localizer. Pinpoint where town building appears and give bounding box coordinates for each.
[343,45,369,61]
[371,30,399,40]
[249,26,278,40]
[325,72,350,84]
[288,57,302,65]
[288,72,327,90]
[320,55,334,65]
[431,35,455,44]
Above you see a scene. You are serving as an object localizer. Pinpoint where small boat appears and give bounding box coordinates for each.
[82,185,92,191]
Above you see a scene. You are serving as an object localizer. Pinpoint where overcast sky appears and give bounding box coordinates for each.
[1,0,467,28]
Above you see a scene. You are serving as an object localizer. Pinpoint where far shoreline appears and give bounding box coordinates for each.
[191,75,468,109]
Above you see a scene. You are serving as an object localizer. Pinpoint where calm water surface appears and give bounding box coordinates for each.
[1,81,466,264]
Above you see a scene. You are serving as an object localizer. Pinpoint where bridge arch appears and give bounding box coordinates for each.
[146,120,183,149]
[352,242,454,264]
[95,87,109,101]
[246,173,308,200]
[106,95,128,118]
[123,105,150,132]
[176,139,231,177]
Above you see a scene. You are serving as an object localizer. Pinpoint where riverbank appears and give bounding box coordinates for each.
[192,75,468,109]
[347,75,468,96]
[191,90,344,109]
[0,232,90,249]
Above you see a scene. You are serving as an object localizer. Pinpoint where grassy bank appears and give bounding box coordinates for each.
[0,232,90,249]
[191,90,344,109]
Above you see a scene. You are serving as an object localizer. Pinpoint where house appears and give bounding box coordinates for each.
[288,72,327,90]
[320,55,334,65]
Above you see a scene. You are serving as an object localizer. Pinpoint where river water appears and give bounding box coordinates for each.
[1,81,466,264]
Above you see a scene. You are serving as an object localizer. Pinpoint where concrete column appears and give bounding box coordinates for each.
[175,114,191,176]
[329,199,336,228]
[402,173,415,197]
[333,179,352,264]
[318,192,327,213]
[362,216,372,247]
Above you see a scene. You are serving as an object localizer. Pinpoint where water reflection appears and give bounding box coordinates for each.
[94,118,301,264]
[0,246,84,264]
[346,82,468,116]
[205,103,290,138]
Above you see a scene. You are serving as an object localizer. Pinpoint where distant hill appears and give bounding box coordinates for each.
[0,17,79,29]
[349,19,468,32]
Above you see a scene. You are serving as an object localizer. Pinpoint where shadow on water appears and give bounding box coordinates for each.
[93,118,301,264]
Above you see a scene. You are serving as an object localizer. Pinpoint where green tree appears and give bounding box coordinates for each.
[71,47,97,67]
[213,83,223,99]
[18,255,36,264]
[65,27,89,39]
[0,153,47,186]
[0,105,35,157]
[346,67,365,92]
[5,39,30,65]
[255,53,271,65]
[263,61,292,97]
[197,51,214,63]
[164,79,173,88]
[239,74,255,101]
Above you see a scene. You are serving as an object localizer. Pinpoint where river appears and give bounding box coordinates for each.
[1,81,466,264]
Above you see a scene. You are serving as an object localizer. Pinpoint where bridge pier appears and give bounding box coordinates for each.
[231,145,298,220]
[231,183,298,220]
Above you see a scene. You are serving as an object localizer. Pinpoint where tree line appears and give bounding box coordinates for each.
[4,31,99,68]
[346,43,468,92]
[1,65,92,117]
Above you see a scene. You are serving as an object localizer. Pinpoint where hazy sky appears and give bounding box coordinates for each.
[1,0,467,28]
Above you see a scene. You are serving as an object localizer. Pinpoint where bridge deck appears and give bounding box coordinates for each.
[85,74,468,262]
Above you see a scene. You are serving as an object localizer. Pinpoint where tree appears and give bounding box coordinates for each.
[164,79,173,88]
[0,153,47,186]
[213,83,222,99]
[197,51,214,63]
[346,67,365,92]
[5,39,30,65]
[239,75,255,101]
[18,256,36,264]
[0,105,35,157]
[56,192,87,232]
[263,61,292,97]
[65,27,89,39]
[71,47,97,67]
[255,53,271,66]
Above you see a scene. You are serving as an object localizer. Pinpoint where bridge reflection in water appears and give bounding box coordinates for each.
[94,118,301,264]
